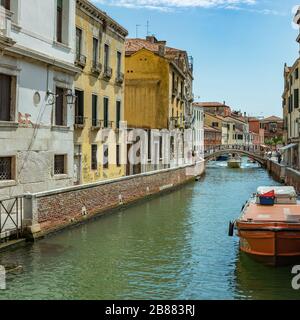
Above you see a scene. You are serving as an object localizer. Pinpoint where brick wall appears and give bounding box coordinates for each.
[267,160,285,183]
[267,160,300,193]
[285,168,300,193]
[26,163,204,235]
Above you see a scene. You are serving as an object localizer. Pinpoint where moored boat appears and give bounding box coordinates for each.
[229,186,300,266]
[227,154,241,168]
[217,154,229,161]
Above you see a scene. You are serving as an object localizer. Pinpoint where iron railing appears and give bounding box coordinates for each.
[0,196,23,240]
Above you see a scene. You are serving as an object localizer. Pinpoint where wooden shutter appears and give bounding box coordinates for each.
[57,0,63,43]
[1,0,10,10]
[104,98,109,128]
[92,95,97,127]
[91,145,97,170]
[0,74,11,121]
[55,87,64,126]
[116,101,121,129]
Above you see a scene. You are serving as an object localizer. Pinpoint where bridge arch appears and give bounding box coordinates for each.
[204,146,267,167]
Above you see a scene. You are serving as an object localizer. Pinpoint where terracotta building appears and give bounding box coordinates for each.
[204,126,222,152]
[260,116,283,143]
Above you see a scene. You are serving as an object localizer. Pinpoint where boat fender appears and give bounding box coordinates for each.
[228,221,235,237]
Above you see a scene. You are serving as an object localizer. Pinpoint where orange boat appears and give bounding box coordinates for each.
[229,186,300,266]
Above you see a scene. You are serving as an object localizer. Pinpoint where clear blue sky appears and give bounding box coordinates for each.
[92,0,300,117]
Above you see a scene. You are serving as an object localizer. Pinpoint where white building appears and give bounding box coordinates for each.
[0,0,79,199]
[192,105,204,158]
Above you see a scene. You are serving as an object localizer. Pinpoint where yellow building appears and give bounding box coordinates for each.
[282,59,300,168]
[125,36,194,131]
[74,0,128,184]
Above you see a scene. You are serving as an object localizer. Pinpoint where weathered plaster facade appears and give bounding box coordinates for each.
[0,0,79,199]
[74,0,128,184]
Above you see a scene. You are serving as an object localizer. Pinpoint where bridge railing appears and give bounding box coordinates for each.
[204,144,268,159]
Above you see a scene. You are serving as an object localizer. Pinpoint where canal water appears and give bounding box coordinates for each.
[0,159,300,300]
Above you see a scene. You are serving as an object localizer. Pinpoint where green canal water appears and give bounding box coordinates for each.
[1,160,300,300]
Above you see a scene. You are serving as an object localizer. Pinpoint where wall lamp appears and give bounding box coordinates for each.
[46,89,77,106]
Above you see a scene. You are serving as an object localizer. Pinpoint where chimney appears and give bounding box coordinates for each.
[223,101,226,105]
[146,36,158,44]
[158,44,166,57]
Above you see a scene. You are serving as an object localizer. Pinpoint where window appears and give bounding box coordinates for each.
[117,51,122,75]
[294,89,299,109]
[92,95,98,127]
[148,130,152,160]
[93,38,99,64]
[91,145,97,170]
[103,145,109,169]
[116,101,121,129]
[56,0,63,43]
[54,155,66,175]
[296,68,299,80]
[116,145,121,167]
[55,87,66,126]
[104,97,109,128]
[76,28,82,57]
[159,136,163,159]
[269,122,277,133]
[212,122,219,128]
[104,44,110,70]
[0,73,12,122]
[0,157,12,180]
[0,0,10,10]
[75,90,84,125]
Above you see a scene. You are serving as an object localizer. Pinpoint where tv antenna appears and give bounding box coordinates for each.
[136,24,141,38]
[146,20,150,36]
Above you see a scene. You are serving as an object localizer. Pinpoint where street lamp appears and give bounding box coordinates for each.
[66,89,77,106]
[46,89,76,106]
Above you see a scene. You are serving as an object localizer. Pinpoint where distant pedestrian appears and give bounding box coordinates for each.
[277,151,282,164]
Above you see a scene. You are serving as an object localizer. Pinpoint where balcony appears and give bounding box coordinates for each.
[0,7,15,49]
[74,116,86,129]
[91,119,114,130]
[75,53,87,68]
[172,87,178,97]
[91,119,101,130]
[103,66,112,81]
[91,61,102,75]
[115,72,124,85]
[169,117,180,130]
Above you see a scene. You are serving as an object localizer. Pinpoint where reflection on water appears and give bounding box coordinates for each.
[0,160,299,300]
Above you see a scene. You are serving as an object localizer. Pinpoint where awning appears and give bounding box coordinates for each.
[279,143,298,152]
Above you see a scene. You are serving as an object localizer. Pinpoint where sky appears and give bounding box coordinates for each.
[91,0,300,117]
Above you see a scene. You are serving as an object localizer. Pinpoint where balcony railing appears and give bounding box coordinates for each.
[75,53,87,68]
[91,119,114,130]
[74,116,86,128]
[91,61,102,75]
[169,117,180,129]
[103,66,112,80]
[0,7,15,48]
[116,72,124,85]
[172,86,178,97]
[91,119,101,129]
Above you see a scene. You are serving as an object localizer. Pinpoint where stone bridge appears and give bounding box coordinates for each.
[204,145,268,166]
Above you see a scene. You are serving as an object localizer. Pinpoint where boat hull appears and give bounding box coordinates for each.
[227,160,241,168]
[217,155,229,161]
[237,221,300,266]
